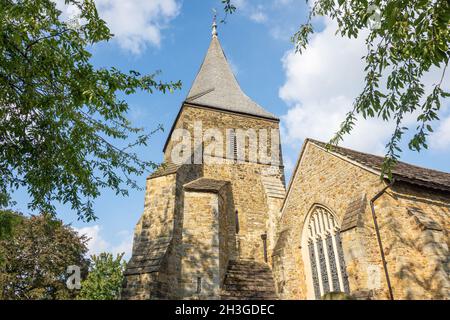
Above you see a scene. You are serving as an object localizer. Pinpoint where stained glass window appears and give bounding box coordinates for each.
[305,206,350,298]
[308,240,320,299]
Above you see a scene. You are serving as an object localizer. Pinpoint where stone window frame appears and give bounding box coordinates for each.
[301,204,350,299]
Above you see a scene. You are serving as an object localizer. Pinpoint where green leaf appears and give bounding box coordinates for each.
[0,0,180,221]
[285,0,450,174]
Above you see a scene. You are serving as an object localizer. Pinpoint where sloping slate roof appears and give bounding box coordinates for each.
[184,178,229,193]
[341,195,367,232]
[185,37,278,120]
[148,163,180,179]
[310,139,450,192]
[124,236,171,276]
[261,176,286,199]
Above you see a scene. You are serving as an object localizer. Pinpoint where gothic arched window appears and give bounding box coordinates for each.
[302,205,350,299]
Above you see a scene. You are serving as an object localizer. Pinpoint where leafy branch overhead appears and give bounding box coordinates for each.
[226,0,450,179]
[221,0,237,23]
[294,0,450,179]
[0,0,181,221]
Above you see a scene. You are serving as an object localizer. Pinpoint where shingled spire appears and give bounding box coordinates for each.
[185,21,278,120]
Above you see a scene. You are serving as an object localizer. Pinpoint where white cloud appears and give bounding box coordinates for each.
[228,58,240,77]
[75,225,133,260]
[430,115,450,151]
[279,18,395,155]
[270,26,291,41]
[425,67,450,152]
[250,11,268,23]
[75,225,109,255]
[273,0,293,6]
[56,0,180,54]
[111,230,133,261]
[233,1,268,24]
[96,0,180,53]
[282,154,295,179]
[233,0,248,9]
[278,17,450,156]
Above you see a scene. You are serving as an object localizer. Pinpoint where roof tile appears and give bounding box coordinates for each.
[184,178,229,193]
[310,139,450,192]
[148,162,180,179]
[186,37,278,120]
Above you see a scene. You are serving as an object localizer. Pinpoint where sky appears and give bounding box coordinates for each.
[11,0,450,260]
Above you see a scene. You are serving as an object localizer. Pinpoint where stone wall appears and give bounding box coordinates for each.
[375,183,449,299]
[164,104,282,166]
[180,183,234,299]
[122,173,177,299]
[261,168,286,265]
[273,143,382,299]
[181,191,219,298]
[169,164,203,298]
[122,164,202,299]
[273,142,450,300]
[218,183,238,270]
[164,104,285,263]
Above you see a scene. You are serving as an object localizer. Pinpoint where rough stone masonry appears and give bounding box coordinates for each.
[121,26,449,300]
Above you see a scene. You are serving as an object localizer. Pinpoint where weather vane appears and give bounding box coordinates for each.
[212,8,218,38]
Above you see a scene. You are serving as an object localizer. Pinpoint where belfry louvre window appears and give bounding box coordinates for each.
[305,206,349,299]
[227,129,237,160]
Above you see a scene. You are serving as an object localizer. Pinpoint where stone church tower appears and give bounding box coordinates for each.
[121,21,285,299]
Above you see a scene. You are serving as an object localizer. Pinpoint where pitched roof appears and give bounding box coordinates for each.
[340,195,367,232]
[184,178,229,193]
[282,138,450,214]
[124,236,171,276]
[309,139,450,192]
[148,162,180,179]
[185,36,278,120]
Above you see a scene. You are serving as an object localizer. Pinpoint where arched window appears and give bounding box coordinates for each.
[302,205,349,299]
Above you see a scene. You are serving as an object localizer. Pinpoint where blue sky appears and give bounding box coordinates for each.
[11,0,450,259]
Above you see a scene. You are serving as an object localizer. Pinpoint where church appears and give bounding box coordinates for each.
[121,22,450,300]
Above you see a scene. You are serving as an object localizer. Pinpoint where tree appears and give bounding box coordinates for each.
[0,210,89,299]
[0,209,22,240]
[223,0,449,177]
[77,252,126,300]
[0,0,181,221]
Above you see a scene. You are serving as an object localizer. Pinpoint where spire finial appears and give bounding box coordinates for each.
[212,8,218,38]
